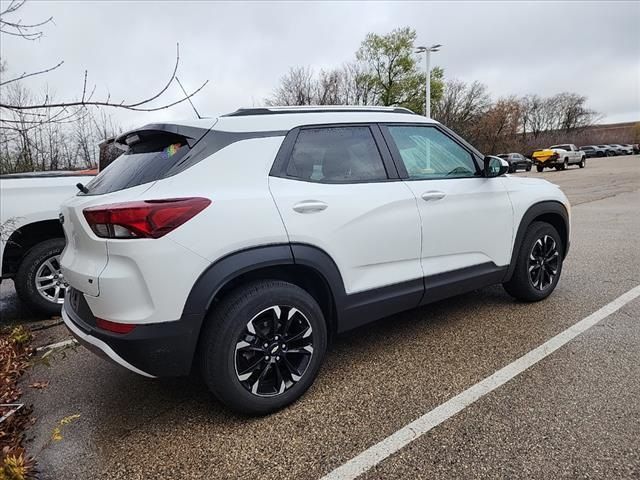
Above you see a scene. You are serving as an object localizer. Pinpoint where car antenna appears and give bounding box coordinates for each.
[176,76,203,120]
[76,182,89,194]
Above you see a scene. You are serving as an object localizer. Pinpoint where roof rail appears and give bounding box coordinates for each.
[222,106,417,117]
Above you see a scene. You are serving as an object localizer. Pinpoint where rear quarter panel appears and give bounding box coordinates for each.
[147,135,290,262]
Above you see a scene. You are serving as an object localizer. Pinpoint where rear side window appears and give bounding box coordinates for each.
[83,132,190,195]
[285,127,388,183]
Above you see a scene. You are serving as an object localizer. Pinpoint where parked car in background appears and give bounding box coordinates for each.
[620,144,636,155]
[497,153,532,172]
[0,170,95,314]
[59,106,571,415]
[579,145,607,158]
[532,144,586,172]
[607,144,633,156]
[596,145,617,156]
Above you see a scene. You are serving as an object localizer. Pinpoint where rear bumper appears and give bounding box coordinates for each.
[533,158,559,166]
[62,288,199,377]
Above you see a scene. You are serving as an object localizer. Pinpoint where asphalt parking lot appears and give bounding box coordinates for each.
[3,155,639,479]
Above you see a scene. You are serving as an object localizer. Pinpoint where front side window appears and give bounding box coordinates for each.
[386,126,478,179]
[286,127,387,183]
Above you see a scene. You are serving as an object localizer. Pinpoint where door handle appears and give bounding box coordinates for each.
[292,200,328,213]
[421,191,446,202]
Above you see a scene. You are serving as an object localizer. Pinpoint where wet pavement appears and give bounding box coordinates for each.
[4,155,639,479]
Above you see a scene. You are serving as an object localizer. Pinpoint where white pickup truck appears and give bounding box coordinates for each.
[0,171,95,314]
[532,144,586,172]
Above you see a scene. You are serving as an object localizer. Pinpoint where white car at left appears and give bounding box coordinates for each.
[0,171,94,314]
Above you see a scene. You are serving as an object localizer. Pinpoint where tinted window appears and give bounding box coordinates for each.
[286,127,387,183]
[386,126,477,179]
[83,132,190,195]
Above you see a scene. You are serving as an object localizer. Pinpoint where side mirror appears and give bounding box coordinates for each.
[484,156,509,178]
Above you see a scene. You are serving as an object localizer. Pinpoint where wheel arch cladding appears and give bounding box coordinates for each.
[182,243,344,367]
[505,201,569,282]
[2,219,64,276]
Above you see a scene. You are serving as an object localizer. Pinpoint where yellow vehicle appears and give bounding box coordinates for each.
[531,149,560,172]
[532,144,586,172]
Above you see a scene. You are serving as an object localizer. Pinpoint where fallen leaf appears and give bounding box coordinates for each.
[51,427,62,441]
[59,414,81,425]
[28,381,49,389]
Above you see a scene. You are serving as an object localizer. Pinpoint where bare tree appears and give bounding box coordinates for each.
[265,66,315,106]
[266,63,377,107]
[0,1,208,119]
[553,92,601,133]
[0,0,53,41]
[431,79,491,141]
[341,61,373,105]
[0,0,208,174]
[473,96,522,154]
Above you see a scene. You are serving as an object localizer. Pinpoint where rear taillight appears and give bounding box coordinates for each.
[83,197,211,239]
[96,318,136,334]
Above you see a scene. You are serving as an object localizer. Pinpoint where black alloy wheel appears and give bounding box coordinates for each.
[234,305,314,397]
[503,221,564,302]
[199,279,327,415]
[527,234,560,291]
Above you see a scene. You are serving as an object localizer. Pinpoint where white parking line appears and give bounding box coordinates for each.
[321,284,640,480]
[35,338,77,352]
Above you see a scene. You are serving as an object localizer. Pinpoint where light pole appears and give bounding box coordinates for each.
[415,44,442,118]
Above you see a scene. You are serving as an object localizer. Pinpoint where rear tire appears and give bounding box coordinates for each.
[14,238,67,316]
[503,222,564,302]
[536,165,544,172]
[199,280,327,415]
[561,158,568,170]
[579,156,586,168]
[526,165,532,172]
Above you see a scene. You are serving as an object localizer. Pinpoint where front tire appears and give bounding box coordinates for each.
[503,222,564,302]
[536,165,544,172]
[199,280,327,415]
[14,238,67,316]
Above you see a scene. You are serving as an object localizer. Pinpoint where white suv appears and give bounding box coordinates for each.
[60,106,570,415]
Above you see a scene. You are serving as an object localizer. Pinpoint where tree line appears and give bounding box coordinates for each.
[265,27,601,155]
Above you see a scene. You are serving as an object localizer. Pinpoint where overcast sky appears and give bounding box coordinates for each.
[2,1,639,129]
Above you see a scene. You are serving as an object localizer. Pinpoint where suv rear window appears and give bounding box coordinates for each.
[83,132,190,195]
